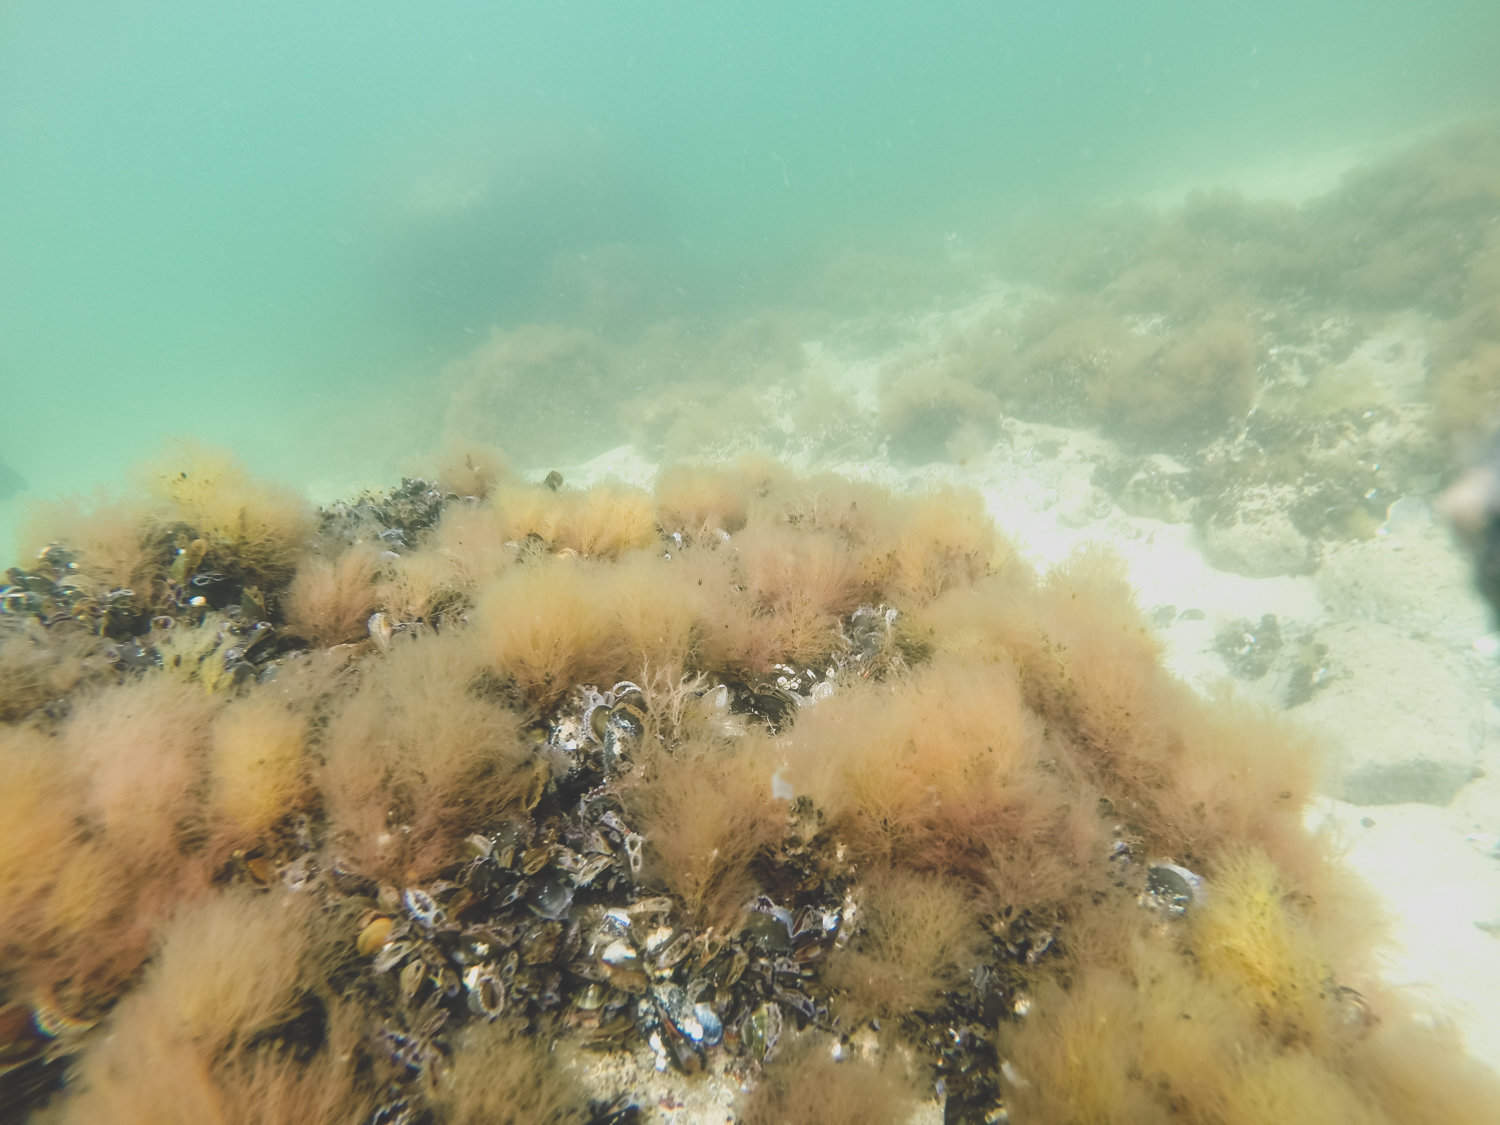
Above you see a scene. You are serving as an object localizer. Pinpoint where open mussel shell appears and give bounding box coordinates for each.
[652,984,723,1054]
[526,873,575,921]
[367,611,394,652]
[650,930,694,976]
[463,833,495,861]
[742,896,805,952]
[1144,862,1205,916]
[398,959,426,1004]
[521,845,553,876]
[356,914,395,957]
[694,1003,724,1048]
[372,940,416,975]
[586,696,613,744]
[599,939,637,968]
[703,946,749,990]
[733,681,801,729]
[568,852,616,888]
[520,921,564,965]
[605,681,647,737]
[596,932,649,994]
[739,1001,783,1063]
[573,982,609,1012]
[463,964,505,1020]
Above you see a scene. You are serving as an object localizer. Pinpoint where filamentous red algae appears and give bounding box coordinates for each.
[1,447,1497,1124]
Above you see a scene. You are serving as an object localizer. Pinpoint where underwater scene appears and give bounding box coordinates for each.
[6,2,1500,1122]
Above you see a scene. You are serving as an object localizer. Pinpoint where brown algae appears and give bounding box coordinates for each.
[0,450,1496,1123]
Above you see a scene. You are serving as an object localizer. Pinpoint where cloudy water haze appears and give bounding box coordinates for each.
[6,3,1500,1120]
[3,0,1498,530]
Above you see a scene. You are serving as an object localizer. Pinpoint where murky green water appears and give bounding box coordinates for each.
[9,7,1500,1114]
[3,1,1499,554]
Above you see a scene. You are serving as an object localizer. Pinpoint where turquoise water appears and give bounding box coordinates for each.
[8,7,1500,1113]
[3,1,1499,554]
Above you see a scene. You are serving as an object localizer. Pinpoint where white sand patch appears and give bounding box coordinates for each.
[1312,797,1500,1069]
